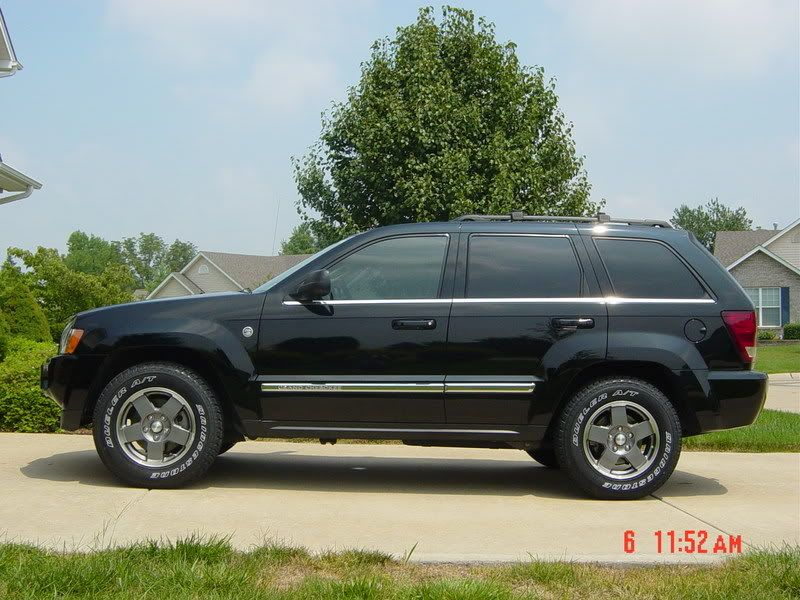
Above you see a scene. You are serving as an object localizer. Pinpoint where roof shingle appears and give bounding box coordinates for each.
[714,230,777,267]
[200,251,311,290]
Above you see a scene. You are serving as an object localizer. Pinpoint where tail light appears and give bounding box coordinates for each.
[721,310,757,365]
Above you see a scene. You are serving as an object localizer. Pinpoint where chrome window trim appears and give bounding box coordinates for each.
[282,297,716,306]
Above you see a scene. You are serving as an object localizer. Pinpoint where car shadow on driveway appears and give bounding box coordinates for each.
[20,448,728,499]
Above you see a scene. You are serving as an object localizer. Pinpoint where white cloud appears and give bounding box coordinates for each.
[556,0,798,78]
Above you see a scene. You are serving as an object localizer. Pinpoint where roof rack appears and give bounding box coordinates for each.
[452,211,673,228]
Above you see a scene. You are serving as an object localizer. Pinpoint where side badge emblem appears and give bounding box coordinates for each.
[242,326,254,338]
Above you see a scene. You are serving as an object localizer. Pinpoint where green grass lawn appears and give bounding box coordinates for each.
[0,539,797,600]
[754,344,800,374]
[684,409,800,452]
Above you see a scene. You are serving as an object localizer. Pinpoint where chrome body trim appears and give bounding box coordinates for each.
[260,382,443,393]
[261,381,537,394]
[270,426,520,435]
[444,382,535,394]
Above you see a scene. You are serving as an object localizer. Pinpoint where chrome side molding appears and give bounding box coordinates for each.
[260,382,536,394]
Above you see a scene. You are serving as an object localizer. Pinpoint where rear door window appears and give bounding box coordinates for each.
[594,238,709,299]
[466,235,582,298]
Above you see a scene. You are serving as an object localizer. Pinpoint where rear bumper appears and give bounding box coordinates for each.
[41,354,104,430]
[695,370,768,433]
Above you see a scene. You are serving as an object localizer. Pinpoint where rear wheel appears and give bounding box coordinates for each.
[555,377,681,500]
[92,362,224,488]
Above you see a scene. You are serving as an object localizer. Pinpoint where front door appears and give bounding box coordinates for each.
[256,234,454,423]
[445,230,608,424]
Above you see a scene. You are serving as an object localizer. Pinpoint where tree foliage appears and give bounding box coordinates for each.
[280,223,321,255]
[120,234,197,290]
[294,6,597,243]
[64,231,124,277]
[670,198,753,251]
[0,265,51,343]
[6,247,134,340]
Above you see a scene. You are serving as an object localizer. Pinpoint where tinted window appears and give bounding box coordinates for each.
[466,235,582,298]
[595,238,708,299]
[328,236,448,300]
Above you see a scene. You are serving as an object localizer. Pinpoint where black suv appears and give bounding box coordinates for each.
[41,213,767,499]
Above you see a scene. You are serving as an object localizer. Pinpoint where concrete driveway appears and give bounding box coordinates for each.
[765,374,800,413]
[1,433,797,564]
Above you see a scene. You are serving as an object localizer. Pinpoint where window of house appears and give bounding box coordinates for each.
[466,235,582,298]
[744,287,781,327]
[594,238,709,299]
[328,235,448,300]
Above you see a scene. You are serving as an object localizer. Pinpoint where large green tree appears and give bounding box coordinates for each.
[295,6,597,243]
[7,247,134,340]
[280,223,321,255]
[120,234,197,290]
[671,198,752,252]
[64,231,124,277]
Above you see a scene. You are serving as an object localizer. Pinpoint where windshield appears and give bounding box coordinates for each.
[252,236,354,294]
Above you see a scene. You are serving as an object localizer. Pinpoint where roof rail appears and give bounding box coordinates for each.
[452,211,673,228]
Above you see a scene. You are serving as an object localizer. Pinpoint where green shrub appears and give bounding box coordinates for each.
[784,323,800,340]
[757,329,777,341]
[0,337,59,432]
[0,278,51,342]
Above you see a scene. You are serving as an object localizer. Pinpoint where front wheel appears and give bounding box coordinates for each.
[92,362,224,488]
[555,377,682,500]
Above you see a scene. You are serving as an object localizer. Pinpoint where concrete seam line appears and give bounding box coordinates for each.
[95,489,150,551]
[650,494,753,548]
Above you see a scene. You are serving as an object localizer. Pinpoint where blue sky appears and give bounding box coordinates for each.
[1,0,798,256]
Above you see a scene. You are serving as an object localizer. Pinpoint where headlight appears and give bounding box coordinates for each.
[59,318,84,354]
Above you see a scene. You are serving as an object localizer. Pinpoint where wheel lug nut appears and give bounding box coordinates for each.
[625,445,630,451]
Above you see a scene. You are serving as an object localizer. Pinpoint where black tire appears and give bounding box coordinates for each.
[526,447,559,468]
[554,377,682,500]
[92,362,224,488]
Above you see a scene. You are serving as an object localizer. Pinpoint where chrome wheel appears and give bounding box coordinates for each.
[115,387,196,467]
[582,400,660,480]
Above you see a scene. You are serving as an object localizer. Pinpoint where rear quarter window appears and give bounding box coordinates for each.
[467,235,583,298]
[594,238,709,299]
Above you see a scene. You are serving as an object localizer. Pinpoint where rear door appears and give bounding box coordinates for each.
[445,225,608,424]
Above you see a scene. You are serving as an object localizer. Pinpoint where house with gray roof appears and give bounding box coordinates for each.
[148,251,311,299]
[715,217,800,335]
[1,6,42,206]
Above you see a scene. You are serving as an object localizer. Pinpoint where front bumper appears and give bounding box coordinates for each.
[41,354,104,430]
[694,370,768,433]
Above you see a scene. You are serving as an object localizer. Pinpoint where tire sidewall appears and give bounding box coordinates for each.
[560,380,681,499]
[93,365,222,487]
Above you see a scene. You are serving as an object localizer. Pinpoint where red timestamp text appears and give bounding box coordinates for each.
[623,530,743,554]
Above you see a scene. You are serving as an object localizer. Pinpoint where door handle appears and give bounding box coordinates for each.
[552,317,594,330]
[392,319,436,330]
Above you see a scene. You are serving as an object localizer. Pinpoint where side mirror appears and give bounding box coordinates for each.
[290,269,330,302]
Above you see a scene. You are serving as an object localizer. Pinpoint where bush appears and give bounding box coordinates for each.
[757,329,777,341]
[0,278,52,342]
[784,323,800,340]
[0,337,59,432]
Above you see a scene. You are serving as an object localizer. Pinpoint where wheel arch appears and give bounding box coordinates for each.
[83,346,248,438]
[543,361,701,441]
